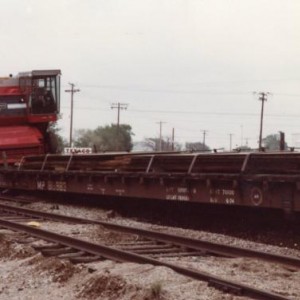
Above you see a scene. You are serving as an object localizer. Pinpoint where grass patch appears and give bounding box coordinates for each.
[149,281,163,299]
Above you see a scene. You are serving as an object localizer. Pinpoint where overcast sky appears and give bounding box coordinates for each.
[1,0,300,149]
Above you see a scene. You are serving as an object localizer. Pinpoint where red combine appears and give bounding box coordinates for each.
[0,70,61,164]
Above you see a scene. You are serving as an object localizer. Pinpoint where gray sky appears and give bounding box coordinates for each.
[1,0,300,149]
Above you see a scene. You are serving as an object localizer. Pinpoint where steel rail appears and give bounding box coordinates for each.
[0,202,299,269]
[0,195,39,204]
[0,218,292,300]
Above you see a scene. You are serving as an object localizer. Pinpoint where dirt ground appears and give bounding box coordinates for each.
[0,201,299,299]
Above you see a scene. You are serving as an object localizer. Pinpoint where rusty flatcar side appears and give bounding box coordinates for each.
[0,152,299,215]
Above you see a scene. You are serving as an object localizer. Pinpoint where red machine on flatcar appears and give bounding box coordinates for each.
[0,70,61,163]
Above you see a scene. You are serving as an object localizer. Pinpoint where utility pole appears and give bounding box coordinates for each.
[157,121,166,151]
[65,83,80,147]
[229,133,233,151]
[171,127,175,151]
[240,125,243,147]
[279,131,285,151]
[111,102,128,151]
[255,92,270,151]
[202,130,207,151]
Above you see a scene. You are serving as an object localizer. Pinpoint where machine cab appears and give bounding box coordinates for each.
[19,70,61,123]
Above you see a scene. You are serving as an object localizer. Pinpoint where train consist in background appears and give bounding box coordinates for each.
[0,70,61,163]
[0,151,299,217]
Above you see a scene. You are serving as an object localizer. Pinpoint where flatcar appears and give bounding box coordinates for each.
[1,151,299,217]
[0,70,61,163]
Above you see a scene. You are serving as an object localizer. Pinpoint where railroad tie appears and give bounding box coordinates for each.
[40,246,75,256]
[58,251,86,259]
[69,255,103,264]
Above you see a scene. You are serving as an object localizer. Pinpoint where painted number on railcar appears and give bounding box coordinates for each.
[209,188,236,204]
[37,180,46,190]
[115,189,126,196]
[166,187,190,201]
[48,181,67,192]
[87,184,94,191]
[37,180,66,191]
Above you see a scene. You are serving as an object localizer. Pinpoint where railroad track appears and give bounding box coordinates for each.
[0,203,297,299]
[0,202,299,269]
[0,194,40,204]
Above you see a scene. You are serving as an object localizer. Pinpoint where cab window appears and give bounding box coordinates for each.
[31,76,58,114]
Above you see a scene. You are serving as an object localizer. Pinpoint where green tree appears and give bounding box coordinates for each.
[185,142,210,152]
[47,122,68,153]
[74,124,134,152]
[262,133,288,150]
[74,128,98,148]
[142,137,181,151]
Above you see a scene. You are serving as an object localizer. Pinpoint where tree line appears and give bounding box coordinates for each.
[50,123,289,153]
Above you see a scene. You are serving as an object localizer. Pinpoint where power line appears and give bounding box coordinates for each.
[60,106,300,118]
[269,93,300,97]
[78,80,300,94]
[76,84,251,95]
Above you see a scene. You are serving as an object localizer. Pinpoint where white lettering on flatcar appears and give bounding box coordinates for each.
[222,189,235,196]
[47,181,66,192]
[210,188,237,204]
[166,195,177,200]
[166,186,190,201]
[115,189,125,195]
[166,194,190,201]
[87,184,94,191]
[37,180,46,190]
[211,189,221,195]
[225,198,235,204]
[166,187,175,193]
[210,197,218,203]
[178,195,189,201]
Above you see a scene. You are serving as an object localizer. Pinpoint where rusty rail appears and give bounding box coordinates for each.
[0,202,299,269]
[0,217,292,300]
